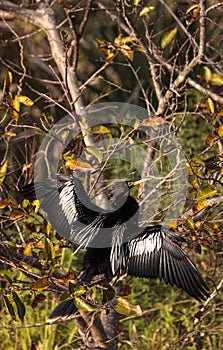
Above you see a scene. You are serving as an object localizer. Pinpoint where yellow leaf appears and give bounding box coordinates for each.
[114,35,137,46]
[9,209,24,220]
[31,276,50,291]
[3,131,16,138]
[218,125,223,137]
[206,133,219,145]
[22,163,32,173]
[0,198,17,209]
[210,73,223,86]
[3,70,13,96]
[186,162,194,175]
[16,95,33,106]
[24,242,32,257]
[32,199,40,213]
[206,98,215,115]
[193,199,208,214]
[10,98,20,122]
[65,159,93,171]
[0,161,8,185]
[160,27,177,49]
[218,109,223,118]
[139,6,155,17]
[120,45,134,61]
[186,4,200,27]
[91,125,111,135]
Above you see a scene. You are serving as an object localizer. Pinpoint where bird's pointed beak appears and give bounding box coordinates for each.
[132,178,147,187]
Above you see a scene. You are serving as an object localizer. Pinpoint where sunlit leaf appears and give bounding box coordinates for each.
[86,146,103,164]
[120,45,134,61]
[59,272,77,284]
[3,131,16,138]
[210,73,223,86]
[44,237,55,261]
[193,199,208,214]
[40,112,54,130]
[10,98,20,122]
[30,276,50,291]
[186,217,195,230]
[16,95,33,106]
[139,6,155,17]
[206,98,215,115]
[65,159,93,171]
[197,185,217,200]
[134,0,142,6]
[114,297,131,315]
[186,4,200,27]
[74,297,96,312]
[0,160,8,185]
[3,70,13,96]
[160,27,177,49]
[9,209,24,220]
[202,66,212,82]
[114,35,137,45]
[12,291,26,321]
[218,109,223,118]
[22,162,32,173]
[91,125,111,135]
[32,199,40,213]
[3,296,16,320]
[73,285,86,297]
[0,198,17,209]
[218,125,223,137]
[24,242,33,257]
[186,162,194,175]
[206,133,219,145]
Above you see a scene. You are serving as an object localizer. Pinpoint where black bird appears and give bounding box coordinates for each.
[22,175,209,322]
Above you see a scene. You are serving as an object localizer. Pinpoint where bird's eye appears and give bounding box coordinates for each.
[127,181,134,188]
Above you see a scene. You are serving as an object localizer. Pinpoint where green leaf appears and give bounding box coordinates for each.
[102,282,116,304]
[4,296,16,320]
[203,66,212,82]
[73,285,86,297]
[30,276,50,291]
[160,27,177,49]
[210,73,223,86]
[12,292,26,321]
[113,297,131,315]
[197,185,217,200]
[86,146,103,164]
[74,297,96,312]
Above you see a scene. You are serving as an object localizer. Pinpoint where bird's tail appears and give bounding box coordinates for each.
[48,299,78,323]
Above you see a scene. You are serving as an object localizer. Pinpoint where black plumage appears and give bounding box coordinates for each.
[21,175,209,322]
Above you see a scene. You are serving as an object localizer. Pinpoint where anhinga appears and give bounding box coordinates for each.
[22,175,209,322]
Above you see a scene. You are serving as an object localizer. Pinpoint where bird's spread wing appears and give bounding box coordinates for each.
[126,226,209,301]
[110,223,126,275]
[59,180,78,225]
[22,179,71,238]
